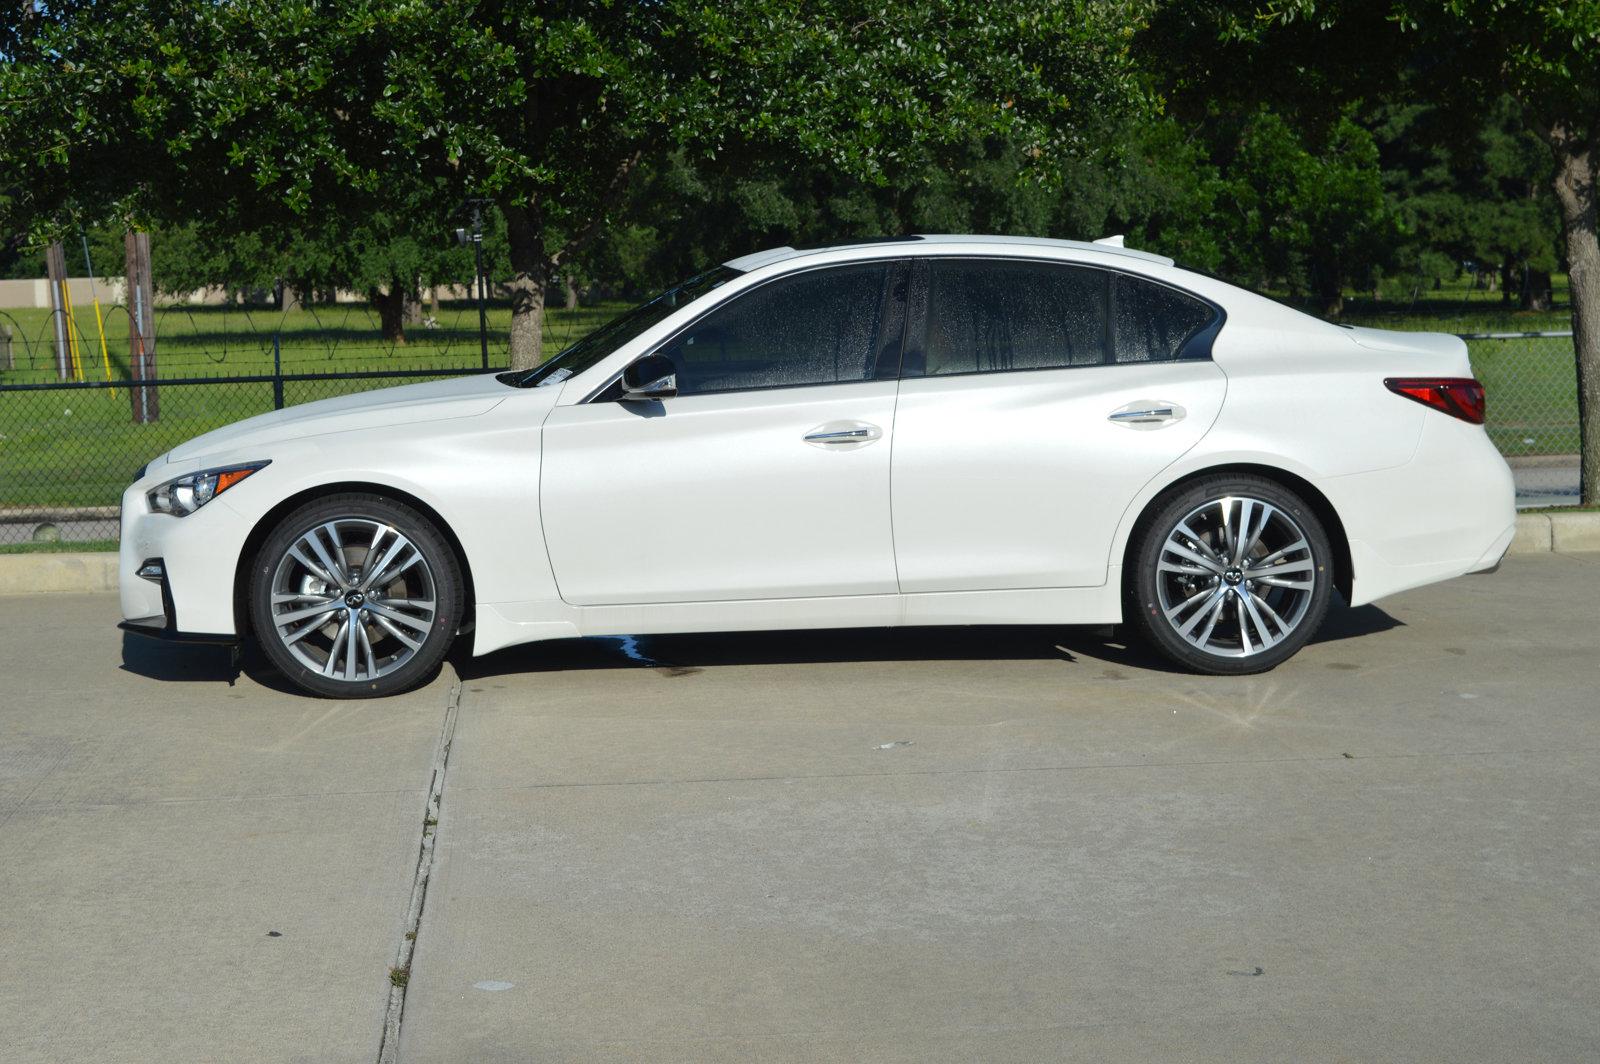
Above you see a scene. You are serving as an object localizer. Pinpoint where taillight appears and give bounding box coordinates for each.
[1383,377,1486,425]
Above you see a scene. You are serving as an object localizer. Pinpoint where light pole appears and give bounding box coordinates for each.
[455,199,492,371]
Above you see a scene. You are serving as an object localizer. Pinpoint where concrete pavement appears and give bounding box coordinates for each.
[2,554,1598,1061]
[0,595,452,1063]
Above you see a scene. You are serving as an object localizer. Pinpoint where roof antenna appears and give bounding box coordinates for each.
[1094,234,1126,248]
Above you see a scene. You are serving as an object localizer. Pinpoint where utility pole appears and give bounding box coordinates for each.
[125,230,158,423]
[45,241,69,380]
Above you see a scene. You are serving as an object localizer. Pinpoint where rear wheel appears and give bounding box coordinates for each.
[248,493,463,698]
[1127,475,1333,675]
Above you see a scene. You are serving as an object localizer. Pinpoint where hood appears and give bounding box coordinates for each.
[166,372,512,463]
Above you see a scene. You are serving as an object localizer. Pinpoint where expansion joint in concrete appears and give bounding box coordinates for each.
[377,677,461,1064]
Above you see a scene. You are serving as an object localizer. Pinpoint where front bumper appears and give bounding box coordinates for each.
[117,556,239,644]
[119,480,254,640]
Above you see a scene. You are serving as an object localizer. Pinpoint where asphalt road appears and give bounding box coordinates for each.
[2,554,1597,1062]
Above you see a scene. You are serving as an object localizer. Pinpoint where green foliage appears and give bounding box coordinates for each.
[0,0,1156,363]
[1216,109,1397,310]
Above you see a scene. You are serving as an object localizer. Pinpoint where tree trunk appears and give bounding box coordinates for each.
[1318,276,1344,319]
[1499,262,1513,304]
[429,286,441,318]
[504,204,549,371]
[1550,133,1600,504]
[370,285,407,345]
[563,272,580,311]
[1521,267,1552,312]
[402,282,423,328]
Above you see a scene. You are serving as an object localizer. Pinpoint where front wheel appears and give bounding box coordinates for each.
[248,493,464,698]
[1127,476,1333,675]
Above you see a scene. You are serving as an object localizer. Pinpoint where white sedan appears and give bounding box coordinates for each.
[119,235,1515,697]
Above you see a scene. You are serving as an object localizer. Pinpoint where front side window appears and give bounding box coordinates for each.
[658,263,892,397]
[905,259,1109,377]
[1113,275,1215,363]
[500,266,740,389]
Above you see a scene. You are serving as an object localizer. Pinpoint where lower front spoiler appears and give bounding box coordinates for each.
[120,557,239,645]
[118,619,240,646]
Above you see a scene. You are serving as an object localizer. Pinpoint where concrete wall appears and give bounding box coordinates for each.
[0,277,128,310]
[0,278,478,311]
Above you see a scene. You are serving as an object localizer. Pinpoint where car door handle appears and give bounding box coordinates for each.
[803,421,883,447]
[1108,401,1185,428]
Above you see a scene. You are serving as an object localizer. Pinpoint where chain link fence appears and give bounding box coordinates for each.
[0,319,1585,550]
[0,361,494,548]
[1461,331,1580,507]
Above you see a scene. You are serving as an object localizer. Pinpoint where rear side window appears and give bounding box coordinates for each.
[660,263,890,396]
[1113,275,1214,363]
[905,260,1109,376]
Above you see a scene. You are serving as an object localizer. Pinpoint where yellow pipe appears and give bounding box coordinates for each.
[91,297,116,397]
[62,279,84,380]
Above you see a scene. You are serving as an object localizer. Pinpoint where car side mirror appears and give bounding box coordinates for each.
[621,352,678,401]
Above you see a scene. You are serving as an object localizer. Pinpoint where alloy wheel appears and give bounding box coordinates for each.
[1154,495,1317,658]
[267,518,438,682]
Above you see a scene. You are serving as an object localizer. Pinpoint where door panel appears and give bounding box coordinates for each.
[891,361,1227,591]
[541,382,899,605]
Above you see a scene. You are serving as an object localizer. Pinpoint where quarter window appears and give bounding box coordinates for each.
[659,263,891,396]
[1113,275,1214,363]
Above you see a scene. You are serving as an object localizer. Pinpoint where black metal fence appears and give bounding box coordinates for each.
[0,323,1587,550]
[0,362,496,548]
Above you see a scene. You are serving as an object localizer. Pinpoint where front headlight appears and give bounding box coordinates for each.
[147,461,270,517]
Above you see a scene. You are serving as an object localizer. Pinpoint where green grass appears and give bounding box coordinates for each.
[0,299,627,510]
[0,538,119,554]
[0,298,622,382]
[0,277,1585,515]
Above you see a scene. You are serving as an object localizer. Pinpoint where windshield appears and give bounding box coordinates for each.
[498,266,742,389]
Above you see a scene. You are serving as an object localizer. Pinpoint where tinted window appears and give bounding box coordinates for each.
[1113,276,1213,362]
[500,266,739,389]
[906,260,1108,376]
[660,264,890,396]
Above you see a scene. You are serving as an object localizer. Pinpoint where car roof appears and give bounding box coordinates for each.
[722,234,1175,273]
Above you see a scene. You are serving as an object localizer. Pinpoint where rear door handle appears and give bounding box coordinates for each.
[1109,407,1174,422]
[1108,400,1186,428]
[803,421,883,448]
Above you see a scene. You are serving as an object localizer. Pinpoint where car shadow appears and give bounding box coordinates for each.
[120,632,241,685]
[454,602,1405,682]
[119,603,1404,692]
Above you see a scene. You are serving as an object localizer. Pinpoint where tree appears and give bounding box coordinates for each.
[1216,108,1397,315]
[1162,0,1599,500]
[0,0,1154,370]
[1370,93,1562,309]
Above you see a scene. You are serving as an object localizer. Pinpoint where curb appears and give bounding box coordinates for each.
[3,516,1600,596]
[0,552,120,595]
[1512,512,1600,554]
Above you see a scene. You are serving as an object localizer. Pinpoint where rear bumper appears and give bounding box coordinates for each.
[1329,416,1517,606]
[1466,521,1515,576]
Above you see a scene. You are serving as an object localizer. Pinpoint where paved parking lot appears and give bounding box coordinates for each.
[3,553,1598,1062]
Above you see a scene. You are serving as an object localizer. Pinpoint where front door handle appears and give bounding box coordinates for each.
[1108,400,1186,428]
[803,421,883,448]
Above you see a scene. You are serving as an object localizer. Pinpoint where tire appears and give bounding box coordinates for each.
[248,493,464,698]
[1126,475,1333,675]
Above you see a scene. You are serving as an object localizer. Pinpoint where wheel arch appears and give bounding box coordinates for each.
[231,480,478,640]
[1119,463,1353,605]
